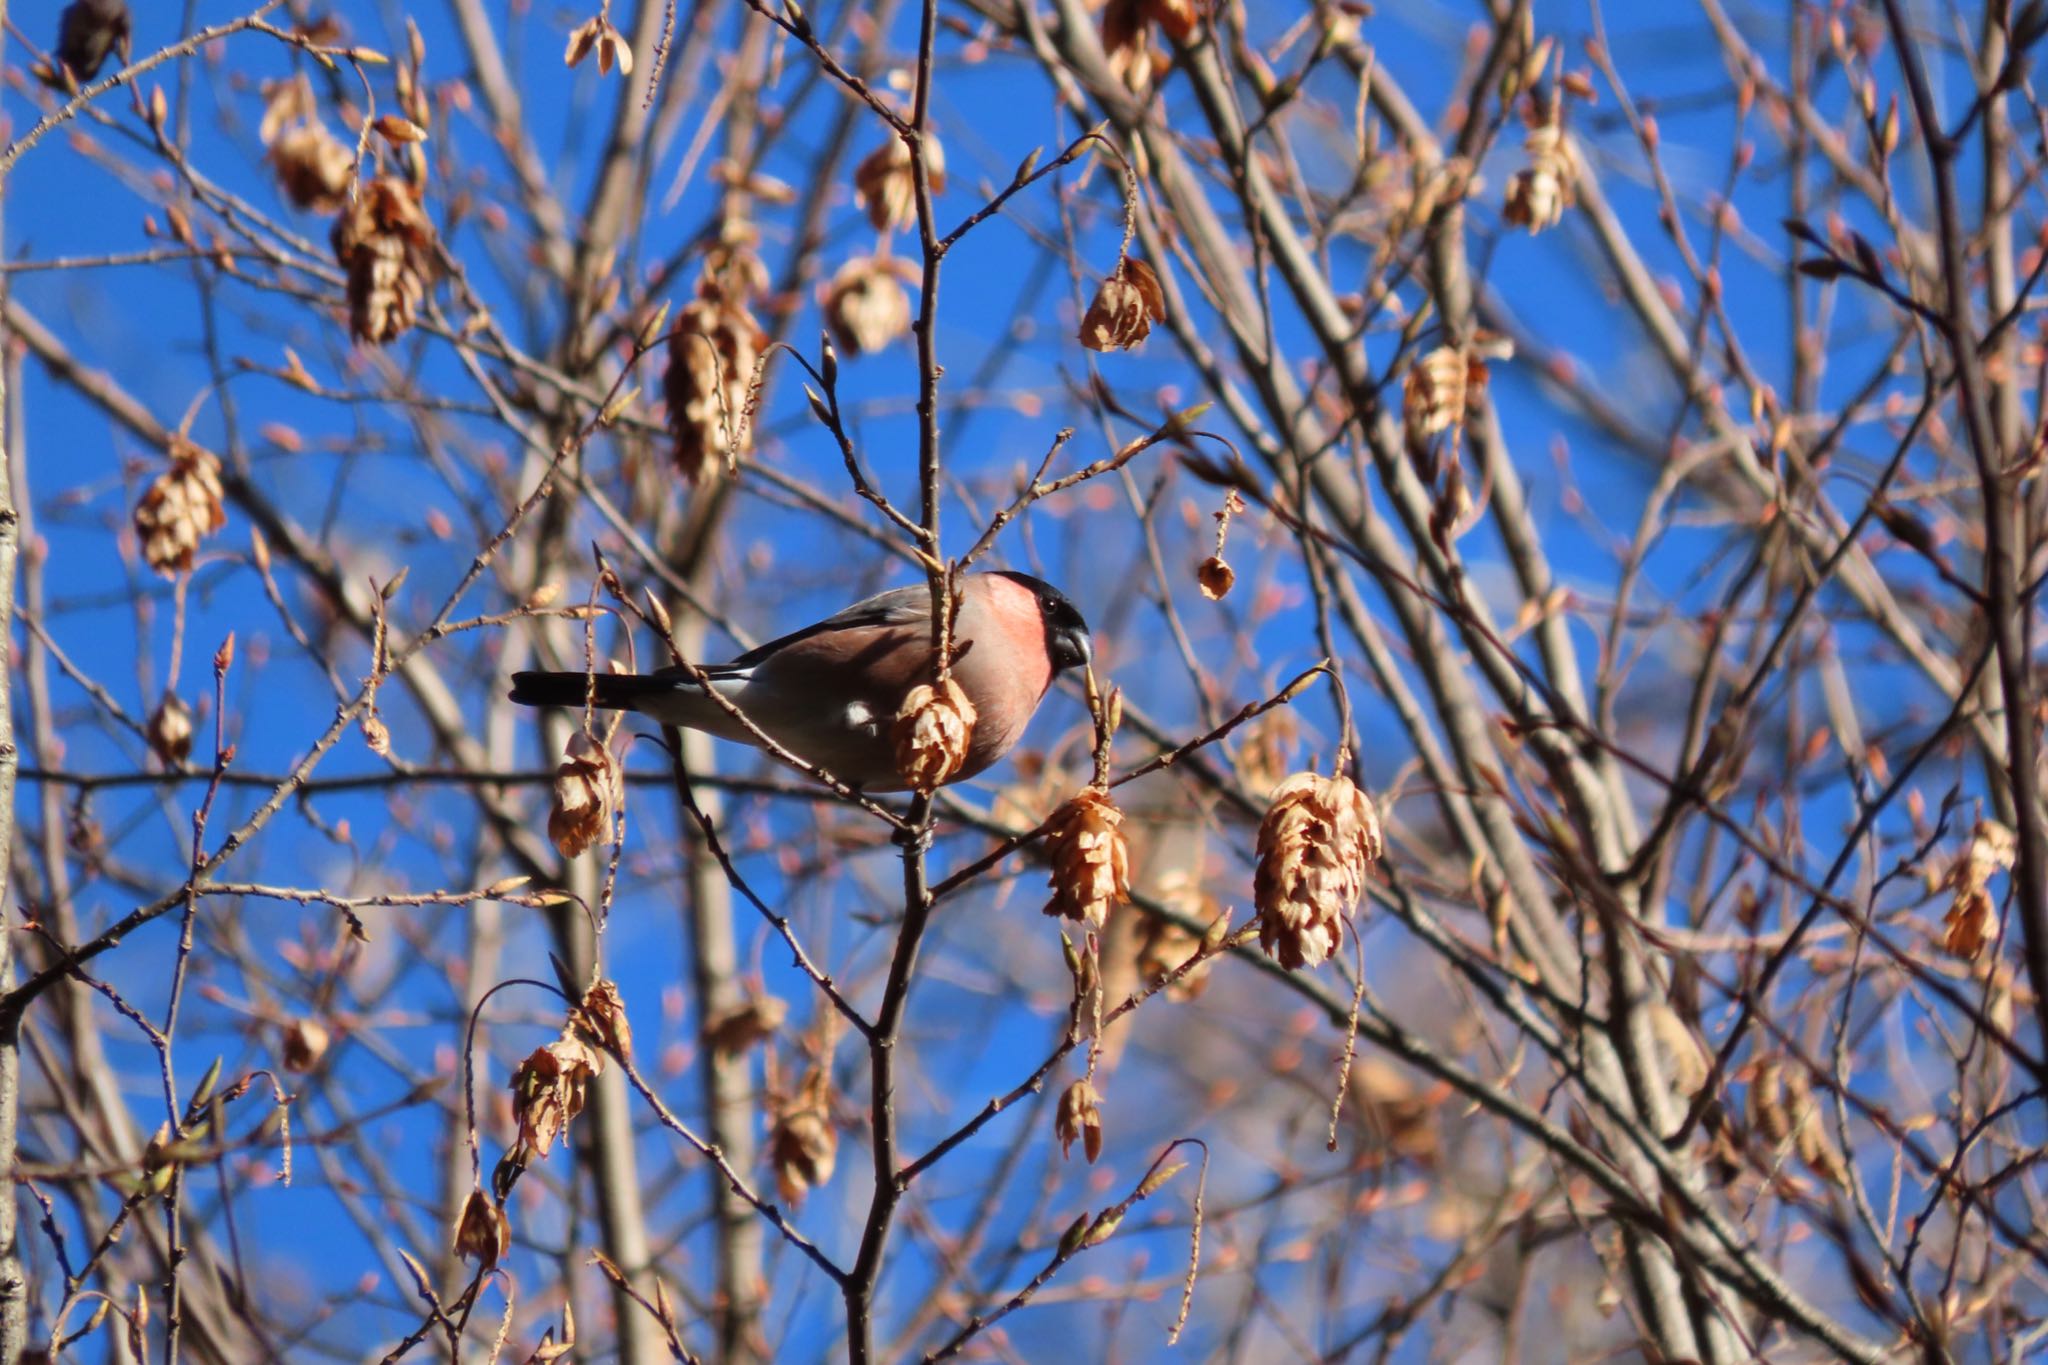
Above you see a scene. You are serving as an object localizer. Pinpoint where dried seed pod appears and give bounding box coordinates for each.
[1135,905,1213,1002]
[1943,820,2016,960]
[330,176,438,345]
[548,732,621,859]
[1503,120,1578,234]
[664,293,766,483]
[1645,1003,1706,1100]
[1196,554,1234,600]
[1102,0,1163,90]
[509,1035,604,1159]
[660,224,767,483]
[1041,788,1131,930]
[563,14,632,74]
[700,221,772,301]
[769,1079,837,1205]
[1794,1110,1850,1189]
[1102,0,1199,88]
[1402,344,1486,443]
[134,437,227,577]
[704,993,788,1056]
[1781,1065,1850,1188]
[1946,883,1996,962]
[570,978,632,1057]
[372,114,427,146]
[1346,1058,1441,1161]
[853,133,945,234]
[256,75,318,147]
[1055,1078,1104,1162]
[821,253,916,356]
[452,1189,511,1267]
[1148,0,1201,41]
[1747,1055,1796,1145]
[891,676,977,792]
[281,1018,330,1073]
[146,692,194,767]
[1233,709,1298,798]
[53,0,130,83]
[1253,771,1382,970]
[597,23,633,75]
[1079,256,1165,352]
[564,15,602,66]
[270,121,355,213]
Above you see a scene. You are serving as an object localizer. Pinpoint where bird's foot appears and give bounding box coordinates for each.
[892,820,935,854]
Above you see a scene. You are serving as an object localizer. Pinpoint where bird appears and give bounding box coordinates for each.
[509,571,1091,791]
[53,0,131,83]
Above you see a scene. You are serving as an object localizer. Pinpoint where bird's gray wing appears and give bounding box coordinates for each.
[682,583,933,681]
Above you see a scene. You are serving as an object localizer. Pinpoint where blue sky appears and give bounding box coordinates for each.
[4,0,2001,1358]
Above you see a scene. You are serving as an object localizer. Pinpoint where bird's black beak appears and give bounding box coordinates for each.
[1050,626,1092,674]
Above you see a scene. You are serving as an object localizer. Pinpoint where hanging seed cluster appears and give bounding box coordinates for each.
[1500,39,1594,235]
[134,437,227,577]
[853,134,946,236]
[1041,788,1131,931]
[891,676,977,792]
[1747,1056,1849,1189]
[1943,819,2017,960]
[259,76,353,214]
[509,982,630,1164]
[1504,119,1578,234]
[1079,257,1165,352]
[145,692,194,767]
[1253,771,1382,970]
[768,1071,837,1205]
[548,732,623,859]
[465,982,634,1266]
[332,177,438,346]
[822,253,917,356]
[664,227,769,484]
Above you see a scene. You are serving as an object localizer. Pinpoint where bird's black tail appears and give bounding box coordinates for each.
[508,671,678,711]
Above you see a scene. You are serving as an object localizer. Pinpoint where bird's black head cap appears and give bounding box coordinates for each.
[994,571,1092,673]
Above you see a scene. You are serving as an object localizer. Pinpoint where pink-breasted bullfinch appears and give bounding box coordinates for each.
[509,571,1091,790]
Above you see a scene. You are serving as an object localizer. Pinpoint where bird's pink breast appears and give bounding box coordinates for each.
[952,575,1055,777]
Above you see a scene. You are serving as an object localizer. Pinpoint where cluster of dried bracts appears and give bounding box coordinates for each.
[250,30,441,347]
[663,221,770,483]
[1026,756,1382,1167]
[455,980,634,1270]
[1401,331,1515,547]
[1499,35,1597,235]
[259,74,353,214]
[822,253,918,357]
[892,676,978,792]
[330,177,437,345]
[1042,788,1132,931]
[1098,0,1201,92]
[1080,256,1165,352]
[1253,771,1383,970]
[122,26,448,607]
[549,731,625,859]
[661,127,944,486]
[132,436,225,578]
[768,1069,838,1205]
